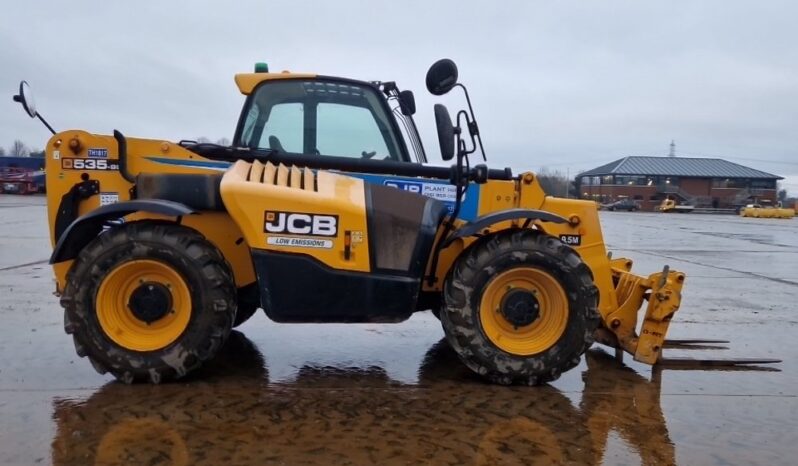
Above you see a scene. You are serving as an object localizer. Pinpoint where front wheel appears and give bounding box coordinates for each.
[441,231,599,385]
[62,222,237,383]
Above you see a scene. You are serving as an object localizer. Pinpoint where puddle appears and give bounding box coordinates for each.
[46,334,682,466]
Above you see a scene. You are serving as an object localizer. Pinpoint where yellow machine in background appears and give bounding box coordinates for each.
[739,203,795,218]
[12,59,778,385]
[659,197,695,213]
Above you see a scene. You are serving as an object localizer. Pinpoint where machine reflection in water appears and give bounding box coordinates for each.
[52,333,675,466]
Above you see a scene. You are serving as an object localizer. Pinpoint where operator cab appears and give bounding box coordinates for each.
[233,69,426,164]
[187,61,511,185]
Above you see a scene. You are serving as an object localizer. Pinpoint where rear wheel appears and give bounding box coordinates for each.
[62,222,237,383]
[441,230,599,385]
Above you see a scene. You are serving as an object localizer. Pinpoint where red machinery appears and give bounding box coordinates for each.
[0,167,42,194]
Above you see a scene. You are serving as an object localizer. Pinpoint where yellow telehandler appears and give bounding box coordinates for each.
[13,59,778,384]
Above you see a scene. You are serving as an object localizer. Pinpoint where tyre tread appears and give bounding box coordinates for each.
[62,222,237,384]
[441,230,599,385]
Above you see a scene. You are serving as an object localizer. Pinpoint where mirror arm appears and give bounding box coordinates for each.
[455,110,478,157]
[454,83,487,162]
[37,114,56,135]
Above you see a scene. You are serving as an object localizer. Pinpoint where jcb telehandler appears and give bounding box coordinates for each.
[13,59,778,384]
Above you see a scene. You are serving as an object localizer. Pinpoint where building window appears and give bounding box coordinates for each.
[602,175,614,185]
[713,178,747,189]
[581,176,591,186]
[750,180,776,189]
[613,175,648,185]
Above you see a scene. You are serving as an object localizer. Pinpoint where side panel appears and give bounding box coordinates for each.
[253,251,417,323]
[221,161,446,322]
[220,161,371,272]
[365,183,448,277]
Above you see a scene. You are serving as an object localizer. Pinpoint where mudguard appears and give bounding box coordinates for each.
[50,200,194,264]
[442,208,568,247]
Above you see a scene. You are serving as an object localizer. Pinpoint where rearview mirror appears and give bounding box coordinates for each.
[398,90,416,115]
[13,81,37,118]
[426,59,459,96]
[434,104,456,161]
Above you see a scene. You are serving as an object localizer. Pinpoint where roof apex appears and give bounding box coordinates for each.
[577,155,781,179]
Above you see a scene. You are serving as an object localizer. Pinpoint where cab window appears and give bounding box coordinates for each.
[238,80,405,161]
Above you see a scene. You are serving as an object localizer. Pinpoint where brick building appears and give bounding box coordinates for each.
[577,156,781,211]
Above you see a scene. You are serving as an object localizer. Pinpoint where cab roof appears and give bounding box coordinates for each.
[234,72,317,95]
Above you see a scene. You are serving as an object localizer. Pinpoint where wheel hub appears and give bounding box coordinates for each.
[500,289,540,328]
[128,282,172,324]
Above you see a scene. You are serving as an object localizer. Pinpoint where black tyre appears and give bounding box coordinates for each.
[62,222,237,383]
[441,230,599,385]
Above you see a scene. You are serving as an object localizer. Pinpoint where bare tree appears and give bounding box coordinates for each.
[536,167,573,197]
[10,140,29,157]
[196,137,212,144]
[29,148,45,158]
[216,137,231,146]
[0,146,6,156]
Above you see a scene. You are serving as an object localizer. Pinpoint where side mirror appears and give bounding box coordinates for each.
[434,104,456,161]
[13,81,37,118]
[425,59,459,96]
[398,90,416,115]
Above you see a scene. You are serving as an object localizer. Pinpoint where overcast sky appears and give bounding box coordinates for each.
[2,1,797,192]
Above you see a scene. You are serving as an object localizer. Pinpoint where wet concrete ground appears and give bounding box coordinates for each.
[1,194,796,465]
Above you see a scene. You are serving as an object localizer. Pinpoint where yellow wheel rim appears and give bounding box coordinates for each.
[479,267,569,356]
[95,259,192,352]
[95,417,190,466]
[477,416,565,465]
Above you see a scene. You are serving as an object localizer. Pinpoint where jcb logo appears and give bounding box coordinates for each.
[264,211,338,237]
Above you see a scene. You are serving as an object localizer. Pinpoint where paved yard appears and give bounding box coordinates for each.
[1,194,796,465]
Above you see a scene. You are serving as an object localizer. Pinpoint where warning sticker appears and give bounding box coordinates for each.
[99,192,119,206]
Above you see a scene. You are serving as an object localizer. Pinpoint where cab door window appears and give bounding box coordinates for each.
[256,102,304,153]
[316,102,391,159]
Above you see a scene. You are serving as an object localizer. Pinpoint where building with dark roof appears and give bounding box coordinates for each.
[576,156,782,210]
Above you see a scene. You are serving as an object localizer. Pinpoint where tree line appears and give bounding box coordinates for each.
[0,140,45,158]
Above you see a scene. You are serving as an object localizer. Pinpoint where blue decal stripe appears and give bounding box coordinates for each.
[348,173,481,221]
[144,156,233,170]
